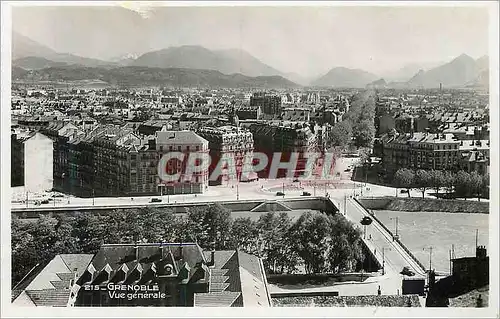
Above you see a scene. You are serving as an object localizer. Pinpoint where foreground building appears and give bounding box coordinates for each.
[12,243,271,307]
[11,129,54,193]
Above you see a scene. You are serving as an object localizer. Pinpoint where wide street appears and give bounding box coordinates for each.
[11,156,442,209]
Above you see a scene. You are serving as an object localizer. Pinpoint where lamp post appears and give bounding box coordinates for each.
[423,246,433,271]
[382,247,392,275]
[390,217,399,240]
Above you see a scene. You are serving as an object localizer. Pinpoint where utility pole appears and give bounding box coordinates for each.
[344,194,347,215]
[390,217,399,239]
[475,228,479,250]
[236,184,239,201]
[382,247,392,275]
[423,247,433,271]
[92,189,95,206]
[26,192,28,208]
[282,182,285,197]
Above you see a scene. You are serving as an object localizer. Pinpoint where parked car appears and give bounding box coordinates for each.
[276,192,285,196]
[150,198,162,203]
[293,178,300,183]
[40,199,50,204]
[344,168,351,172]
[400,266,415,276]
[400,189,409,194]
[302,191,311,196]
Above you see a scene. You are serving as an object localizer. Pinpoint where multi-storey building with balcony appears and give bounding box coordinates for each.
[249,121,319,178]
[197,126,255,185]
[250,93,282,115]
[375,131,490,178]
[154,130,209,194]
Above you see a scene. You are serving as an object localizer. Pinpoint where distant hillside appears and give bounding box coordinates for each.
[406,54,480,88]
[12,32,117,68]
[13,56,69,70]
[366,78,387,89]
[11,66,300,89]
[283,72,313,86]
[12,32,57,60]
[311,67,378,88]
[130,45,284,77]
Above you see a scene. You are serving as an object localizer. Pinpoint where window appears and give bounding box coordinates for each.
[186,146,190,151]
[169,146,173,151]
[178,146,181,151]
[160,146,163,152]
[196,146,200,151]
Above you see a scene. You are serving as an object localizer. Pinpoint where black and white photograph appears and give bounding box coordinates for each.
[1,1,498,317]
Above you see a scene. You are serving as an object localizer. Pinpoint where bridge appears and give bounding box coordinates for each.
[339,197,427,278]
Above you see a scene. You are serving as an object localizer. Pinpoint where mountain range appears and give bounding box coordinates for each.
[13,32,118,68]
[12,66,300,89]
[11,32,489,89]
[311,67,379,88]
[407,54,483,88]
[130,46,284,78]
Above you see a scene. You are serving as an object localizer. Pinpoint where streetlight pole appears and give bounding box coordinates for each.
[423,247,433,271]
[344,194,347,215]
[382,247,392,275]
[390,217,399,240]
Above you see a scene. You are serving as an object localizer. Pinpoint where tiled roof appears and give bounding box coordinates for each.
[193,291,242,307]
[25,289,70,307]
[156,131,208,146]
[209,282,230,292]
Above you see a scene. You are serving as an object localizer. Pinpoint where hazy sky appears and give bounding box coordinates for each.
[12,4,490,77]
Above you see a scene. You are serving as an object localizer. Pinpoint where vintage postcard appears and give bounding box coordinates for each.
[1,1,498,317]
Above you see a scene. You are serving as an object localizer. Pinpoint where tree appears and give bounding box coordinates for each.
[256,212,297,274]
[442,171,455,195]
[469,172,484,202]
[429,170,445,197]
[454,171,472,199]
[393,168,415,197]
[230,217,259,254]
[329,121,352,148]
[481,173,490,199]
[353,119,375,148]
[139,207,177,243]
[186,203,232,250]
[415,169,432,198]
[289,212,332,274]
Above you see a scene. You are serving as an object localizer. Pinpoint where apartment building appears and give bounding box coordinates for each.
[10,129,54,193]
[197,126,255,185]
[250,93,282,115]
[249,121,319,178]
[375,131,490,177]
[154,130,209,194]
